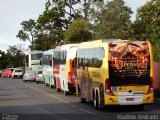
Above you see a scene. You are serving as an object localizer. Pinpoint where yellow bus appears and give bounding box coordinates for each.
[76,39,153,110]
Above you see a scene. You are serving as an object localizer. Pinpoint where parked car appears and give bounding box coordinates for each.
[1,68,14,77]
[23,70,36,82]
[12,68,24,79]
[36,70,43,84]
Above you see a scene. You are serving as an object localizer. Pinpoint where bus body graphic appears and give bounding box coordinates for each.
[76,39,153,109]
[53,44,79,94]
[41,49,55,87]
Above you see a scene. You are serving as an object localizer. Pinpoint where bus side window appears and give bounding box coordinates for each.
[72,58,77,69]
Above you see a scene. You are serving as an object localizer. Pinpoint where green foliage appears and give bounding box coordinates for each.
[64,17,92,43]
[0,45,25,69]
[46,0,81,20]
[90,0,133,39]
[34,6,68,50]
[134,0,160,61]
[6,45,25,67]
[0,50,8,69]
[17,19,36,50]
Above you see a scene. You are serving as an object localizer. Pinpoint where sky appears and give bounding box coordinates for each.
[0,0,148,52]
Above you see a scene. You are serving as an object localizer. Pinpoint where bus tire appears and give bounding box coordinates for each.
[64,90,68,96]
[57,88,61,92]
[96,92,104,111]
[93,92,98,109]
[50,84,53,89]
[53,78,56,88]
[80,98,86,103]
[36,81,39,84]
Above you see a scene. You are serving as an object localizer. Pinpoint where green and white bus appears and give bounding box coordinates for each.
[25,51,43,72]
[41,49,55,88]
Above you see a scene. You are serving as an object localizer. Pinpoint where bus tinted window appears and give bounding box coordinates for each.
[61,51,66,64]
[31,53,43,60]
[53,50,66,65]
[42,55,52,66]
[77,47,103,68]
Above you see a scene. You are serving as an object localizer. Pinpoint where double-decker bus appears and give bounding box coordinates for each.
[76,39,153,110]
[25,51,43,72]
[53,44,79,95]
[41,49,55,88]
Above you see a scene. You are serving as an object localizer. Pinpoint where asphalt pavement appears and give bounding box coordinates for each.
[0,77,160,120]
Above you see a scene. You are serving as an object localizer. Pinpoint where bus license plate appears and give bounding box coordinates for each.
[126,98,134,101]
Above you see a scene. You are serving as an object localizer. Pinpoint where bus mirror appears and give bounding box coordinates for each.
[40,60,42,65]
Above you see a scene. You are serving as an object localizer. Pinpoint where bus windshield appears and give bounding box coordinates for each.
[108,42,150,86]
[31,53,43,60]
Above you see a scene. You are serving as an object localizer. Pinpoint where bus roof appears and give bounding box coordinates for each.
[43,49,54,55]
[30,51,43,54]
[78,39,149,49]
[55,44,79,50]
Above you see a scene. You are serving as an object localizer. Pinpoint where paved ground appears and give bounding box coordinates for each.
[0,77,160,120]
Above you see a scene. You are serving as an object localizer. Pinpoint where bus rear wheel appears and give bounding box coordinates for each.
[94,92,104,110]
[93,93,98,109]
[57,88,61,92]
[64,90,68,96]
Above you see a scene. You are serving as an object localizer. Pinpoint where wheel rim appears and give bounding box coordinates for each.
[94,97,97,108]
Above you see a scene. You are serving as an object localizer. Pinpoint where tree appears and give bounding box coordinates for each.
[0,50,8,69]
[17,19,36,50]
[134,0,160,61]
[90,0,133,39]
[64,17,92,43]
[46,0,81,20]
[6,45,25,67]
[47,0,104,20]
[34,6,68,50]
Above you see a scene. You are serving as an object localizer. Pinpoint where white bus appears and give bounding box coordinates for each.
[53,44,79,95]
[25,51,43,72]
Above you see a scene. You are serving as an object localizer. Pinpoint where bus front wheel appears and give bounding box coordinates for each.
[80,98,86,103]
[50,84,53,89]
